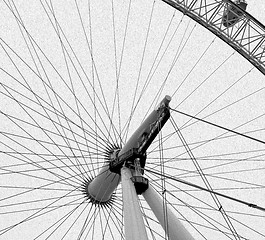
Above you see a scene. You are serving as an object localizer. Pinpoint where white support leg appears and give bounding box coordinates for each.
[121,166,149,240]
[142,184,195,240]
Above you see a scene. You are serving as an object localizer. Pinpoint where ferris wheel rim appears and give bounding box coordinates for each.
[162,0,265,76]
[0,0,264,239]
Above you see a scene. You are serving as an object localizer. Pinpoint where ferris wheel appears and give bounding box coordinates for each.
[0,0,265,239]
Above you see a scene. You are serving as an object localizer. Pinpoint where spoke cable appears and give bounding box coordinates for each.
[145,167,265,213]
[170,108,265,146]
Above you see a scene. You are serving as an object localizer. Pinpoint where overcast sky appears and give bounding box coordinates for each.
[0,0,265,239]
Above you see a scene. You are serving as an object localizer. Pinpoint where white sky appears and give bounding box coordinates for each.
[0,0,265,239]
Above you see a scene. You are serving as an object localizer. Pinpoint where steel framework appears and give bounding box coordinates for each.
[1,0,265,239]
[162,0,265,75]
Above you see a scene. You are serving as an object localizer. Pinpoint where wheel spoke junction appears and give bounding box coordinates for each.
[1,0,265,239]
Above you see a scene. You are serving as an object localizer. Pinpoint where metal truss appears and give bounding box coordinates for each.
[162,0,265,75]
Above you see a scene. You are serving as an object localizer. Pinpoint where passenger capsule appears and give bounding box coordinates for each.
[222,0,248,27]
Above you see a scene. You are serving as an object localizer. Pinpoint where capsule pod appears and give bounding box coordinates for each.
[222,0,247,27]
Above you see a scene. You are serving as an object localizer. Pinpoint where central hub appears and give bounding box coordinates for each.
[84,96,171,204]
[109,95,171,175]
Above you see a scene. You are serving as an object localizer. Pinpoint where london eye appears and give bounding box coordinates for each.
[0,0,265,239]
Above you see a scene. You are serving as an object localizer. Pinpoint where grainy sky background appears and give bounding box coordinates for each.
[0,0,265,239]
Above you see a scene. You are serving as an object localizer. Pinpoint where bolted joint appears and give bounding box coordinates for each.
[131,176,149,195]
[109,148,146,174]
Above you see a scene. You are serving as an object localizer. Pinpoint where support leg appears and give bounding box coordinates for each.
[121,166,149,240]
[142,184,195,240]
